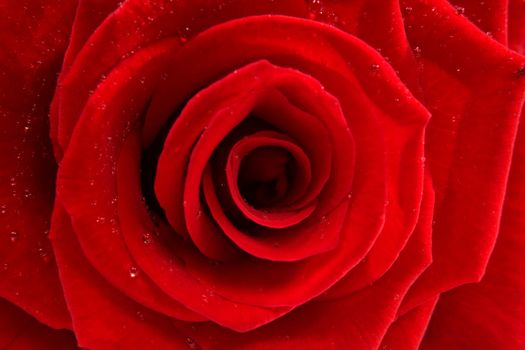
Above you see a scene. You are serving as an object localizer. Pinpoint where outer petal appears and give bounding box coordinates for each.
[399,0,525,314]
[0,0,77,328]
[50,206,189,350]
[0,298,77,350]
[421,104,525,349]
[379,297,438,350]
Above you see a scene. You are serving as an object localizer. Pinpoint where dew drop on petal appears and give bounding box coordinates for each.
[38,247,51,263]
[454,5,465,15]
[185,337,198,349]
[129,266,139,278]
[9,231,18,242]
[142,233,153,245]
[413,46,422,58]
[178,26,191,45]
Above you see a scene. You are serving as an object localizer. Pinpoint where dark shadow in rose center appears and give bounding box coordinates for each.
[237,146,297,209]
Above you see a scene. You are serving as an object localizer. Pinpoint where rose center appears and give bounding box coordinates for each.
[237,146,296,208]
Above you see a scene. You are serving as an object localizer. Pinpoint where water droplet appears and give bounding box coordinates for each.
[201,293,209,303]
[196,210,203,218]
[9,231,18,242]
[129,266,139,278]
[413,46,422,58]
[142,233,153,245]
[347,193,353,199]
[0,205,6,215]
[38,247,51,263]
[370,63,380,72]
[420,156,426,163]
[454,5,465,15]
[185,337,198,349]
[178,27,191,45]
[96,216,106,224]
[404,6,413,14]
[136,311,145,321]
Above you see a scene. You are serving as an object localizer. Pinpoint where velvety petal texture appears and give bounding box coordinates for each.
[1,0,524,349]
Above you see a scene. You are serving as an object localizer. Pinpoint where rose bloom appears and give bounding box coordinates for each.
[1,0,525,349]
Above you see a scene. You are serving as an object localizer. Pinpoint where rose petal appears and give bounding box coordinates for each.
[183,181,433,349]
[55,38,204,322]
[51,0,310,155]
[447,0,508,44]
[0,0,77,329]
[117,131,291,331]
[49,0,123,158]
[379,297,438,350]
[398,0,525,314]
[421,105,525,349]
[51,206,191,350]
[225,131,314,227]
[313,0,422,95]
[0,298,77,350]
[147,14,427,298]
[154,60,352,261]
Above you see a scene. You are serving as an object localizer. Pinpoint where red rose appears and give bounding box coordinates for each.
[1,0,525,349]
